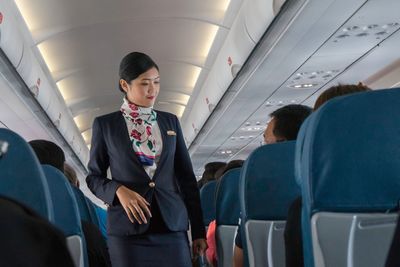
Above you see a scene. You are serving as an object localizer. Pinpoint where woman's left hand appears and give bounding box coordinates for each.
[192,238,208,256]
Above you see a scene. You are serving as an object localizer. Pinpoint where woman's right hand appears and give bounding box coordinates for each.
[116,185,152,224]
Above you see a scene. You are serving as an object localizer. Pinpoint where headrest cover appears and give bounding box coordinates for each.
[200,180,217,225]
[240,141,300,220]
[299,88,400,213]
[42,165,82,237]
[215,168,241,225]
[0,129,53,220]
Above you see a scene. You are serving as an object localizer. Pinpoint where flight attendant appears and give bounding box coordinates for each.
[86,52,207,267]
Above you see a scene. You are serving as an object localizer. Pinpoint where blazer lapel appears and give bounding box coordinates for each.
[152,112,168,180]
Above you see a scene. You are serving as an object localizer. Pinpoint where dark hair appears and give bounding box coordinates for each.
[314,83,370,110]
[202,162,227,181]
[64,163,79,188]
[270,104,312,141]
[215,159,244,180]
[29,140,65,172]
[118,52,159,93]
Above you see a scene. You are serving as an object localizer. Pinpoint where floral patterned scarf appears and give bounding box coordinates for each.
[120,98,158,166]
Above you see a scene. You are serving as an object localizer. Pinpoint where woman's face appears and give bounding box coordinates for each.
[120,67,160,107]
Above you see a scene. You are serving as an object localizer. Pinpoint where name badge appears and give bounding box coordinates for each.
[167,130,176,136]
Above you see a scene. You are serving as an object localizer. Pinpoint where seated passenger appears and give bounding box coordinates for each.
[64,163,108,240]
[0,196,75,267]
[198,161,227,189]
[64,163,80,188]
[29,140,111,267]
[206,160,244,266]
[284,83,370,267]
[233,104,312,267]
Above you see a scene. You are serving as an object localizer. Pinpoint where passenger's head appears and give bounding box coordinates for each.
[29,140,65,172]
[201,161,227,183]
[64,163,80,188]
[314,83,370,110]
[118,52,160,108]
[264,104,312,144]
[215,159,245,180]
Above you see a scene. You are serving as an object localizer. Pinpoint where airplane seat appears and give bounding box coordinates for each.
[0,128,53,221]
[215,168,241,267]
[240,141,300,267]
[72,186,98,226]
[296,88,400,267]
[85,197,101,228]
[200,180,218,227]
[41,164,88,267]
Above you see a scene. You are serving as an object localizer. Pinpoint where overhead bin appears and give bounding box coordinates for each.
[184,0,282,145]
[0,0,88,167]
[0,1,23,67]
[244,0,277,42]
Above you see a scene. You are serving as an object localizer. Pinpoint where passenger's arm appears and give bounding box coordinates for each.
[173,115,206,241]
[86,118,121,205]
[233,224,244,267]
[233,246,244,267]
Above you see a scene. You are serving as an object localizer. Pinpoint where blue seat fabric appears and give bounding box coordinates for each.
[0,128,53,221]
[216,168,241,226]
[297,88,400,267]
[200,180,217,226]
[41,165,82,237]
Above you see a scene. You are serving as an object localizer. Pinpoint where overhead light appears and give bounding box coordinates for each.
[56,80,71,100]
[176,105,185,118]
[14,0,35,30]
[202,25,219,58]
[73,116,83,130]
[190,66,202,88]
[81,132,90,143]
[290,83,318,89]
[37,43,56,73]
[220,0,232,12]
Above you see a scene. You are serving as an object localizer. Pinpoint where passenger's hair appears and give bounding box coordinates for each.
[118,52,159,93]
[29,140,65,172]
[270,104,312,141]
[202,161,227,181]
[215,159,245,179]
[64,163,79,188]
[314,83,370,110]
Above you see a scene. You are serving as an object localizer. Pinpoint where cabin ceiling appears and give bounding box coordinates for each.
[189,0,400,176]
[13,0,242,146]
[10,0,400,178]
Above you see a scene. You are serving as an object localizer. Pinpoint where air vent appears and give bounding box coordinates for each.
[335,22,400,41]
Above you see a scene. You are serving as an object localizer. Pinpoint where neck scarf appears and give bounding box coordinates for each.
[120,98,158,166]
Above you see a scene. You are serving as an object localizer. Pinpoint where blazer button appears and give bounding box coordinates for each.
[149,182,156,188]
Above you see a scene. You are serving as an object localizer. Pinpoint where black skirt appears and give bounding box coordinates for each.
[108,231,191,267]
[107,198,191,267]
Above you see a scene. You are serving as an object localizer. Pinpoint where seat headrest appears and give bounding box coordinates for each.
[216,168,241,225]
[298,88,400,213]
[240,141,300,221]
[42,165,82,237]
[200,180,217,225]
[0,129,53,220]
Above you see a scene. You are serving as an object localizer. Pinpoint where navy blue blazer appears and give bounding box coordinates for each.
[86,110,205,240]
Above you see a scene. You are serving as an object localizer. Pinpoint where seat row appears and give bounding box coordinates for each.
[200,87,400,267]
[0,128,103,267]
